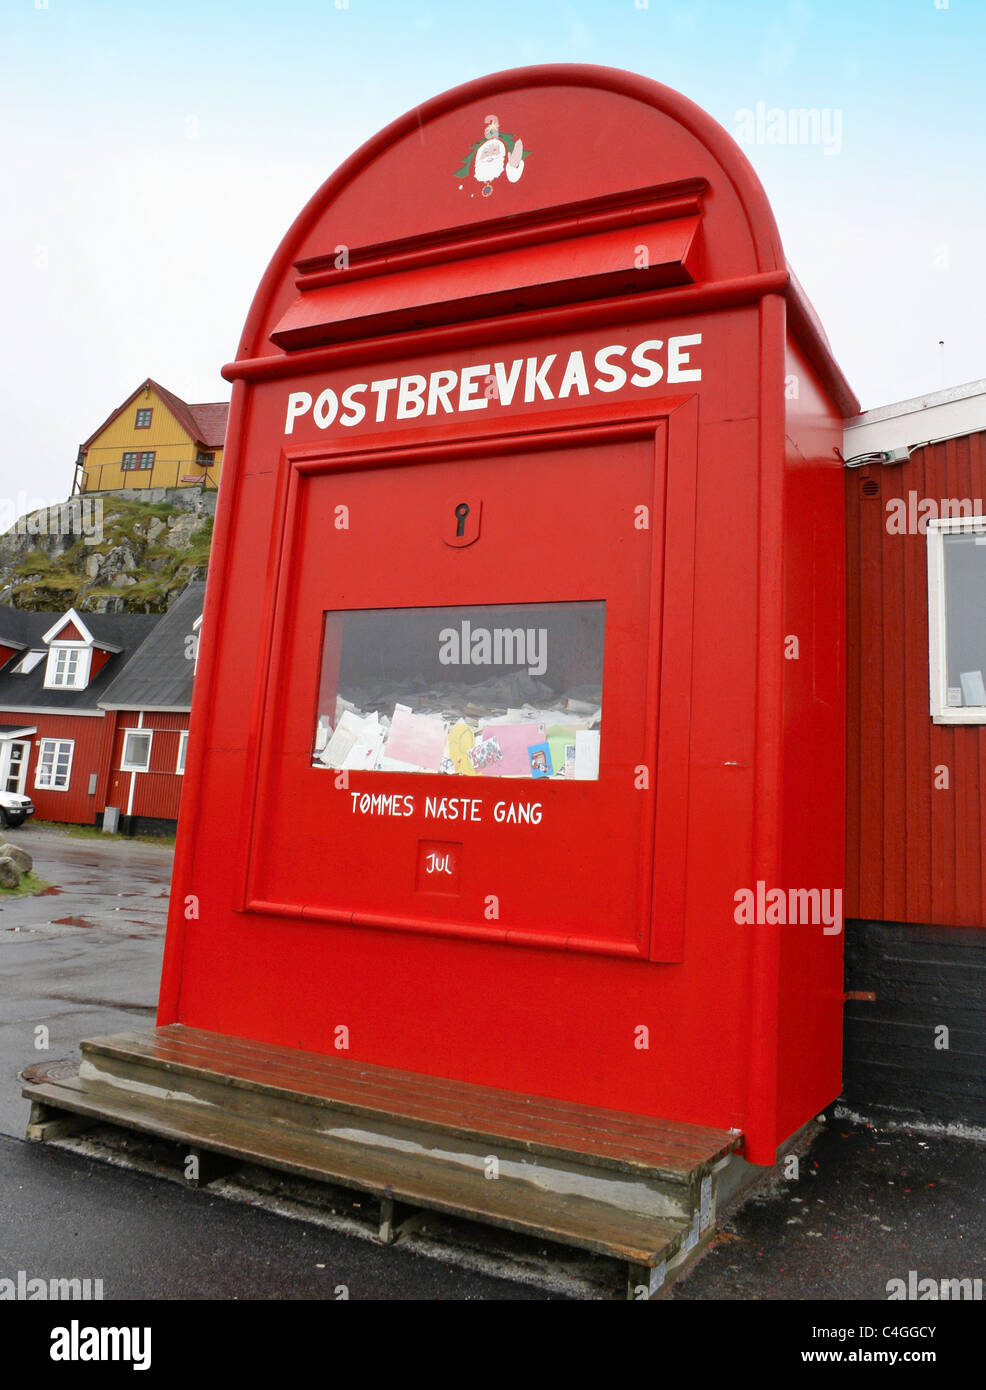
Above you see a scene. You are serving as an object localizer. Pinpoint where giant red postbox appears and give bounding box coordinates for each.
[28,65,859,1281]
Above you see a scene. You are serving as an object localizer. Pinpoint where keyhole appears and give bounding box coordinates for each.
[454,502,470,537]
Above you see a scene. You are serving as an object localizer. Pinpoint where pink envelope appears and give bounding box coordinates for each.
[384,708,447,772]
[477,722,545,777]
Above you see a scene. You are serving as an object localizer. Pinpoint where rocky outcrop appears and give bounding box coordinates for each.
[0,486,215,613]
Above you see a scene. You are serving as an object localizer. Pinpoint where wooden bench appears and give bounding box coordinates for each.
[23,1024,742,1292]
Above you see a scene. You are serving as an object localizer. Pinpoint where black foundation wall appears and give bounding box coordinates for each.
[118,815,177,838]
[842,919,986,1128]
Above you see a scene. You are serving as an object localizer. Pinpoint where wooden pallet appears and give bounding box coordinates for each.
[23,1024,742,1294]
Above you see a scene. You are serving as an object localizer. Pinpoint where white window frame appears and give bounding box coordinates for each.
[35,738,74,791]
[176,729,189,775]
[43,645,92,690]
[121,729,154,773]
[0,739,30,794]
[927,515,986,723]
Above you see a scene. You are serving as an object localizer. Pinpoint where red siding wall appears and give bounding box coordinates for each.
[846,428,986,927]
[108,711,189,822]
[22,712,116,823]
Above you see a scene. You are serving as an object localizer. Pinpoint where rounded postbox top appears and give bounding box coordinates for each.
[234,64,792,366]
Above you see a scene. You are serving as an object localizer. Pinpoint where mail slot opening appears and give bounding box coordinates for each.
[312,600,604,779]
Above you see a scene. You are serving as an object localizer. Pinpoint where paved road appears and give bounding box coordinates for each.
[0,825,170,1138]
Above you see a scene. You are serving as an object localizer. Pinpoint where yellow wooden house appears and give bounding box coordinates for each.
[76,379,229,494]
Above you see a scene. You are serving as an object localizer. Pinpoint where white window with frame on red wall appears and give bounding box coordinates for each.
[35,739,74,791]
[121,729,153,772]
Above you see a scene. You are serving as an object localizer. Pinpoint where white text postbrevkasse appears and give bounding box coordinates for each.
[283,336,703,435]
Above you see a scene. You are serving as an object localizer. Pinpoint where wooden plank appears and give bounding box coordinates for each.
[882,471,907,922]
[115,1024,735,1148]
[902,446,932,925]
[22,1075,688,1267]
[81,1045,725,1179]
[80,1026,740,1176]
[930,438,957,930]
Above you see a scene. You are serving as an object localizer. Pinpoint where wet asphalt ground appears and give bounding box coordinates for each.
[672,1120,986,1301]
[1,824,985,1309]
[0,825,167,1138]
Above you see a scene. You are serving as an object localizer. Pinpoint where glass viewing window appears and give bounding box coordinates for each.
[312,601,604,780]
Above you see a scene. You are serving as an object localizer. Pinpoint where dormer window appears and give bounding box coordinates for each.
[12,650,45,675]
[44,645,92,689]
[39,610,115,694]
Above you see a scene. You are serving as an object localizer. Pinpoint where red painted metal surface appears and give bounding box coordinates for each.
[846,430,986,928]
[158,65,855,1166]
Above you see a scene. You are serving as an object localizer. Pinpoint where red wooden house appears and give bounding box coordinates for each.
[99,583,205,834]
[0,584,204,834]
[843,378,986,1129]
[0,607,159,825]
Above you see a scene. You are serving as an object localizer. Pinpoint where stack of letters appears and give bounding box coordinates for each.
[313,679,602,780]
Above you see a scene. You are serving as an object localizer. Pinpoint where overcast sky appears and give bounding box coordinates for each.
[3,0,984,506]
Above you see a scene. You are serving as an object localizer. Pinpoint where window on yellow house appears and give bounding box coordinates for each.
[122,452,155,470]
[135,408,153,428]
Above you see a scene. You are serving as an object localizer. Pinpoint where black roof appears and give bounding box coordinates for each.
[0,608,162,712]
[98,584,205,712]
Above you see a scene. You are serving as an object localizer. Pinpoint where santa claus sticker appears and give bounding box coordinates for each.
[455,114,529,197]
